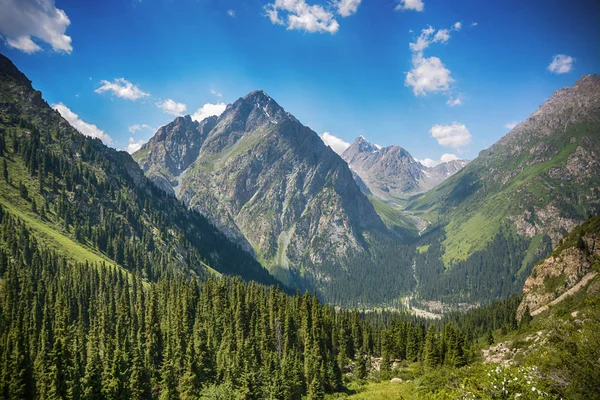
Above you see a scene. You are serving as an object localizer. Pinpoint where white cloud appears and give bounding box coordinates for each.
[429,122,471,149]
[129,124,154,134]
[548,54,574,74]
[395,0,424,12]
[433,29,450,43]
[441,153,459,163]
[228,9,236,17]
[320,132,350,155]
[409,27,434,52]
[336,0,361,17]
[446,95,463,107]
[405,24,462,97]
[52,103,112,144]
[471,22,478,27]
[191,103,227,122]
[406,55,453,96]
[157,99,187,116]
[6,36,41,54]
[264,0,340,34]
[418,153,460,167]
[418,158,437,168]
[504,121,519,130]
[95,78,150,101]
[125,137,147,154]
[453,22,462,31]
[0,0,72,54]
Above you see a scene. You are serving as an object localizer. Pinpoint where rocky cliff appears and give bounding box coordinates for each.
[517,214,600,320]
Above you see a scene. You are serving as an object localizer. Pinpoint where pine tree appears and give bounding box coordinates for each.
[486,330,494,345]
[423,325,440,369]
[47,336,68,400]
[7,334,33,400]
[129,344,151,400]
[2,159,8,182]
[19,181,28,199]
[380,338,391,380]
[179,343,201,400]
[405,325,418,362]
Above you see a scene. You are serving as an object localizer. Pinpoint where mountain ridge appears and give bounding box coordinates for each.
[407,73,600,303]
[341,135,468,201]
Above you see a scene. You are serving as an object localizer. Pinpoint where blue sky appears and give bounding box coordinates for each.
[1,0,599,164]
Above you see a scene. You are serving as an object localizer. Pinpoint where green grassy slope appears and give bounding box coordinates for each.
[409,119,600,267]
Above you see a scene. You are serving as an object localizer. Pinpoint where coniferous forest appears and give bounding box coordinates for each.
[0,207,520,399]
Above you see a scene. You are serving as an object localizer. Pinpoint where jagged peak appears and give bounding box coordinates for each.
[350,135,379,153]
[241,89,278,106]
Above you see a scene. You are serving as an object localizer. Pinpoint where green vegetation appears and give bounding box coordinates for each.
[416,244,429,254]
[404,114,600,301]
[367,195,418,236]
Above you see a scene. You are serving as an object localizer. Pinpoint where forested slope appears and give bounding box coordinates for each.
[0,52,278,286]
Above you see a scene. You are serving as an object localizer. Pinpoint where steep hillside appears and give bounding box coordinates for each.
[407,75,600,303]
[0,52,278,286]
[481,215,600,398]
[342,136,468,202]
[134,91,416,304]
[517,214,600,319]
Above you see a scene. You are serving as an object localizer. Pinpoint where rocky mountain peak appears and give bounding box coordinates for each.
[496,73,600,152]
[134,112,218,191]
[380,145,415,162]
[355,136,379,152]
[134,89,389,298]
[202,90,294,154]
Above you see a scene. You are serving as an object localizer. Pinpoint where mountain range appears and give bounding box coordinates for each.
[1,51,599,309]
[341,135,468,201]
[133,73,600,306]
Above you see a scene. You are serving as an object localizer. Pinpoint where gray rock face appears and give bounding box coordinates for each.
[135,115,217,192]
[133,90,385,288]
[341,136,467,201]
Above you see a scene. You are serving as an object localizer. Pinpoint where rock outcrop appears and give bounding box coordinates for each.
[517,215,600,320]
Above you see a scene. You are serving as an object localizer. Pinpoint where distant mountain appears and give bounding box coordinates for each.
[341,136,468,201]
[0,53,278,287]
[134,90,416,304]
[408,74,600,302]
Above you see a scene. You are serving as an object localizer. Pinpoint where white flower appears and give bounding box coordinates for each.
[532,387,536,392]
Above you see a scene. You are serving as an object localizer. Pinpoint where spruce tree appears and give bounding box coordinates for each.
[423,325,440,369]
